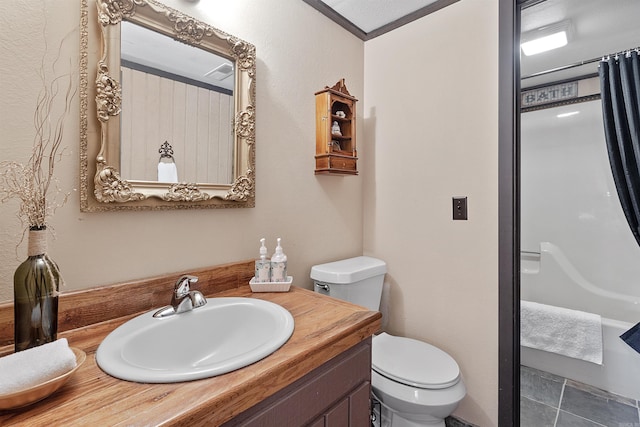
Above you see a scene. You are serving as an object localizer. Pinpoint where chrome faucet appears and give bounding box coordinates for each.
[153,275,207,318]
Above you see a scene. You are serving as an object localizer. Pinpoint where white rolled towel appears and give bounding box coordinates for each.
[0,338,77,395]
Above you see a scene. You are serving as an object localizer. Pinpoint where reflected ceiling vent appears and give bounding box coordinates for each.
[521,21,572,56]
[204,63,234,80]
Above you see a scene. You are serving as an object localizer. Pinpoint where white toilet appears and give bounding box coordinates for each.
[311,256,466,427]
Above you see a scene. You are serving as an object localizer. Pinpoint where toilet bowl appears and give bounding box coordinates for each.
[371,333,466,427]
[310,257,466,427]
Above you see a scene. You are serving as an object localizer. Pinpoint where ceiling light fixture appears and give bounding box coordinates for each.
[556,111,580,118]
[521,21,571,56]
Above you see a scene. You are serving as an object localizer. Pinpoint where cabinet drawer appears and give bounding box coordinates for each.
[329,156,357,172]
[315,155,358,175]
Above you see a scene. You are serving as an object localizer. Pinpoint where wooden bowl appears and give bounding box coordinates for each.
[0,347,86,411]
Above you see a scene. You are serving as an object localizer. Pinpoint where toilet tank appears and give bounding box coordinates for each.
[310,256,386,311]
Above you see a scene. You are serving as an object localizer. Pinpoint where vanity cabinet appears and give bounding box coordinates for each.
[224,338,372,427]
[315,79,358,175]
[0,272,381,427]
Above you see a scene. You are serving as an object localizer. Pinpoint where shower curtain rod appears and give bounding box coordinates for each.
[522,57,600,80]
[522,47,640,81]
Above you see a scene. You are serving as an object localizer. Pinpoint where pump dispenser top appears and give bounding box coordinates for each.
[259,238,268,260]
[271,238,287,262]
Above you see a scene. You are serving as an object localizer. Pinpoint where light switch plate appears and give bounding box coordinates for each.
[453,196,468,220]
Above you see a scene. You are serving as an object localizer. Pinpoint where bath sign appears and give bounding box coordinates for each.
[521,82,579,108]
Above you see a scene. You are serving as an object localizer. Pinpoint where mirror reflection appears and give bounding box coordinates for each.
[120,21,235,185]
[80,0,256,211]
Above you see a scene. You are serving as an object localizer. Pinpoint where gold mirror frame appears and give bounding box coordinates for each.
[80,0,256,211]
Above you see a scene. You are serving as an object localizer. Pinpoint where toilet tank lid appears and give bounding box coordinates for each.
[310,256,387,284]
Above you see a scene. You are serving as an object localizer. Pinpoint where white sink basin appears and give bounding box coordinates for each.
[96,297,294,383]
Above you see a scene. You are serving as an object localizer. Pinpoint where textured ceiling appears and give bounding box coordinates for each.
[319,0,439,33]
[302,0,457,40]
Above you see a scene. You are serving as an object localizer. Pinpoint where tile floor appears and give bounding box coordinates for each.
[521,366,640,427]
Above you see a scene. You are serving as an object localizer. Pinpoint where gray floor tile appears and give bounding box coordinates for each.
[560,383,640,426]
[521,396,558,427]
[445,416,478,427]
[565,379,638,407]
[555,410,606,427]
[521,365,565,408]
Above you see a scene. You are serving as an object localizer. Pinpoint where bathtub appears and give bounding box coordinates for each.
[521,243,640,400]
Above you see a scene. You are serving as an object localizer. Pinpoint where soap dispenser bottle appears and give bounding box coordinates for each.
[255,238,271,282]
[270,238,288,282]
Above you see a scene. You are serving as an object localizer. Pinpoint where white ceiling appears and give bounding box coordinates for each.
[302,0,457,40]
[319,0,439,33]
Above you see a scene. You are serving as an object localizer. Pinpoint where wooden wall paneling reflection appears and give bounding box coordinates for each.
[158,75,174,179]
[196,86,210,182]
[120,67,233,183]
[145,72,161,181]
[172,80,187,181]
[219,91,232,183]
[120,67,133,178]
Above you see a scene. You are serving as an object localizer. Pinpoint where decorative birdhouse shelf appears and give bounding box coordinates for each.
[314,79,358,175]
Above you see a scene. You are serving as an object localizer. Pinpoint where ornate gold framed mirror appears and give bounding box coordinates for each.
[80,0,256,211]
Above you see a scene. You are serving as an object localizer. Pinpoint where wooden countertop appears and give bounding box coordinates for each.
[0,285,381,426]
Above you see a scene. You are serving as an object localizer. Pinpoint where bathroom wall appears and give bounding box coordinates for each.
[362,1,499,425]
[0,0,364,300]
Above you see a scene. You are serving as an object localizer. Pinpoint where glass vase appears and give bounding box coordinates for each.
[13,226,62,352]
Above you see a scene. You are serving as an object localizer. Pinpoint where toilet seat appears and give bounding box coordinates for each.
[372,333,460,390]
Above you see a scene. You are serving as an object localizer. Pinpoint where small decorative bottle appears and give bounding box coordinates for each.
[270,238,288,282]
[255,238,271,282]
[14,226,62,352]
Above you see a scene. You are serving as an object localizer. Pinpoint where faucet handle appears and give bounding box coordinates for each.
[174,275,198,298]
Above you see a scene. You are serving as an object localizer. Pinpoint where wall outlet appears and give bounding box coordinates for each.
[453,196,468,220]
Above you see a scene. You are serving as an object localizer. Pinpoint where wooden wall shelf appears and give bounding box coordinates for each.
[315,79,358,175]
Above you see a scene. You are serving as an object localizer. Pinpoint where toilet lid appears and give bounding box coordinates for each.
[372,333,460,390]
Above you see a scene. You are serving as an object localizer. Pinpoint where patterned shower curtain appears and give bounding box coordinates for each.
[599,51,640,246]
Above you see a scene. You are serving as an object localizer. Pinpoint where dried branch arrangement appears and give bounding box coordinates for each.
[0,60,76,231]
